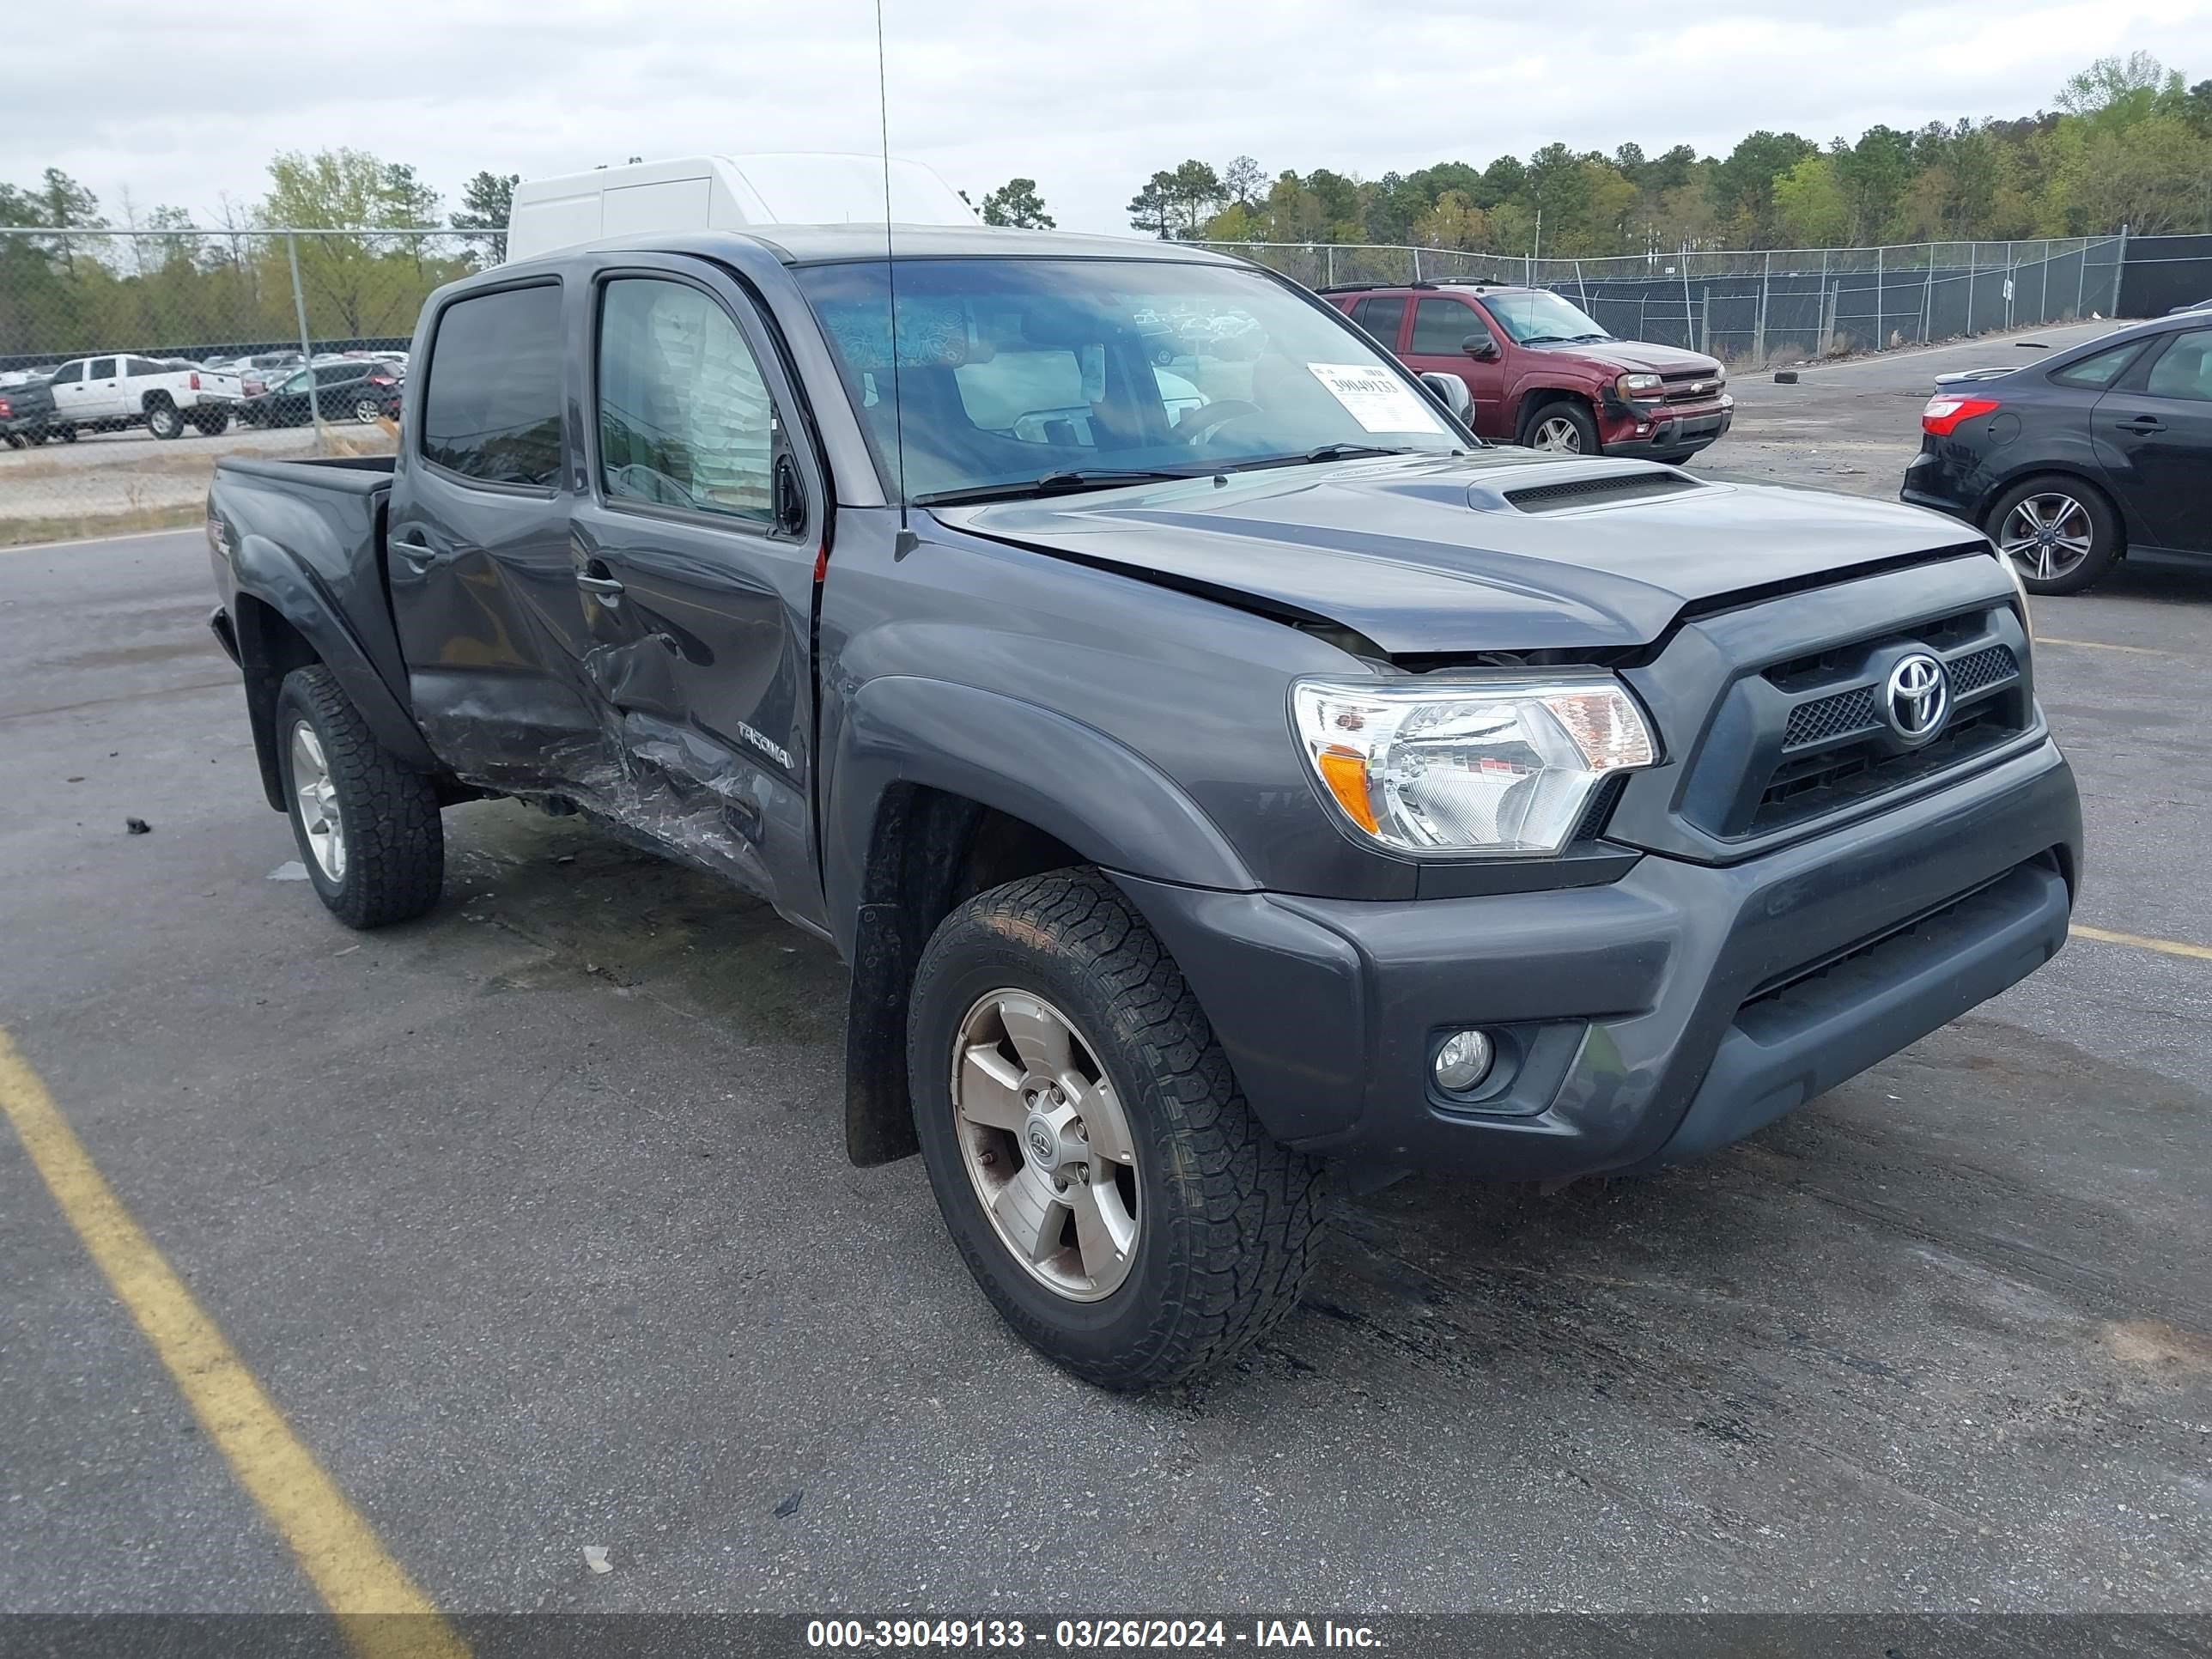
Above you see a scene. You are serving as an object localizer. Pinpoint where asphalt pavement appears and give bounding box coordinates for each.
[3,380,2209,1622]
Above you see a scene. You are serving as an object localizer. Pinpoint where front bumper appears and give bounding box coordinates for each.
[1602,399,1733,458]
[1116,737,2079,1185]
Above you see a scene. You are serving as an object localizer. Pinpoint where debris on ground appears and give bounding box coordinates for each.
[582,1546,611,1574]
[125,817,150,836]
[268,861,308,881]
[775,1489,804,1518]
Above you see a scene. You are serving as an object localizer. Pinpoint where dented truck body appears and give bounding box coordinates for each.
[208,224,2081,1239]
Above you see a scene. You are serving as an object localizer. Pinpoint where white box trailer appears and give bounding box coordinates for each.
[504,153,980,263]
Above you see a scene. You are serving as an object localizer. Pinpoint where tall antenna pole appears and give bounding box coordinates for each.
[875,0,908,529]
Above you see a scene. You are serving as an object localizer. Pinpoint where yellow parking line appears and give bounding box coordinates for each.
[2033,635,2169,657]
[2072,924,2212,962]
[0,1029,468,1659]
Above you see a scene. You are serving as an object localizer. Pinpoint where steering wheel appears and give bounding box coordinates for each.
[1180,400,1264,447]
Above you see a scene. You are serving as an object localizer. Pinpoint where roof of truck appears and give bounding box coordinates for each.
[690,223,1246,266]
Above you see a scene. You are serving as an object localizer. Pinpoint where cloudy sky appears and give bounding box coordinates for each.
[8,0,2209,236]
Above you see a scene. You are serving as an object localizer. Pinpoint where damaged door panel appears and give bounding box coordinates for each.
[387,278,605,784]
[552,268,828,927]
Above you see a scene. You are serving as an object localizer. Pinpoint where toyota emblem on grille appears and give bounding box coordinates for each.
[1885,653,1949,743]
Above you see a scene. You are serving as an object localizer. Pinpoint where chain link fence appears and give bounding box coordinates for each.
[0,226,480,547]
[1194,235,2130,362]
[0,225,2192,548]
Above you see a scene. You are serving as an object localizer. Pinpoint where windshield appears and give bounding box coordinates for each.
[1480,289,1611,346]
[796,258,1460,502]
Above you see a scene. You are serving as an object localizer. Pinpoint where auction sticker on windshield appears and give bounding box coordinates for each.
[1306,363,1449,434]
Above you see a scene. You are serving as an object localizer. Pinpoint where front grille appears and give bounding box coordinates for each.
[1948,643,2017,696]
[1505,473,1701,512]
[1783,686,1881,750]
[1752,706,2015,831]
[1660,373,1723,404]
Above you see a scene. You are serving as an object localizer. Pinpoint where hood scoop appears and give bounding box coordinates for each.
[1498,470,1707,514]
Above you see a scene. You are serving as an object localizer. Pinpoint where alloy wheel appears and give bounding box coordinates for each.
[1997,492,2094,584]
[1531,415,1583,453]
[951,989,1139,1301]
[289,721,347,881]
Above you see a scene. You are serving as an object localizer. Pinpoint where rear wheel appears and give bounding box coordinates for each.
[1521,398,1601,455]
[55,423,77,443]
[908,868,1331,1391]
[191,408,230,436]
[276,665,445,928]
[1986,476,2121,596]
[146,401,184,441]
[3,434,20,451]
[352,397,383,424]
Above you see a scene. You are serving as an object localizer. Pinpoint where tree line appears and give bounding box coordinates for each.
[1125,53,2212,258]
[0,153,520,359]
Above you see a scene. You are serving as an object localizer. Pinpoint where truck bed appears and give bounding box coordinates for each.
[209,453,413,752]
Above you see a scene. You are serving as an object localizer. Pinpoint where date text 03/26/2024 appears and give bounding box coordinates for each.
[805,1620,1382,1650]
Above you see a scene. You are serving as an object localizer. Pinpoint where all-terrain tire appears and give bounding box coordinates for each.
[146,399,184,440]
[908,867,1333,1390]
[1518,397,1601,454]
[276,665,444,928]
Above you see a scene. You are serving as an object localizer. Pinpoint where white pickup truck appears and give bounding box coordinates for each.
[43,353,243,441]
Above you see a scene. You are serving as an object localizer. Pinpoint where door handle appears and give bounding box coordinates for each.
[2115,416,2166,434]
[574,574,625,597]
[389,538,441,571]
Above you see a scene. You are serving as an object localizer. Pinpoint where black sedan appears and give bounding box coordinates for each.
[238,361,402,428]
[1903,311,2212,595]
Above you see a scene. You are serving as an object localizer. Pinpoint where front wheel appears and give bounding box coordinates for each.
[147,402,184,441]
[1521,399,1601,454]
[276,665,445,928]
[1987,476,2121,596]
[352,398,383,424]
[55,423,77,443]
[908,868,1332,1390]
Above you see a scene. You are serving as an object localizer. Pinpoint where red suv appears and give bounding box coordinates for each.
[1324,282,1733,463]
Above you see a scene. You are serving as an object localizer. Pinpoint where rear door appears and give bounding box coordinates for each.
[386,278,588,781]
[2097,325,2212,555]
[561,260,829,923]
[1349,294,1408,354]
[44,362,88,421]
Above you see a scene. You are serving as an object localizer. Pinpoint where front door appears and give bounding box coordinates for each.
[385,278,591,781]
[561,262,827,926]
[79,356,125,422]
[2098,325,2212,555]
[1401,295,1507,439]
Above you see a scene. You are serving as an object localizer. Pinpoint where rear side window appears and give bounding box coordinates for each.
[1409,298,1476,355]
[2144,331,2212,403]
[2049,341,2140,390]
[88,357,116,379]
[421,284,563,488]
[597,278,778,523]
[1353,297,1407,348]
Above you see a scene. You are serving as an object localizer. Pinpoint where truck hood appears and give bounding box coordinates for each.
[932,454,1984,656]
[1535,339,1721,377]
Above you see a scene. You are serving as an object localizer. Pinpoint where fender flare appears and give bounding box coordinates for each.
[230,532,440,808]
[823,676,1255,955]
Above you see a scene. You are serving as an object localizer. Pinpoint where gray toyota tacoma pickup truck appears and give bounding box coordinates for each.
[206,226,2081,1389]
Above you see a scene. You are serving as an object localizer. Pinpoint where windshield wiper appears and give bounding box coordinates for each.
[1518,334,1571,345]
[914,467,1207,507]
[1219,443,1423,473]
[1568,332,1615,343]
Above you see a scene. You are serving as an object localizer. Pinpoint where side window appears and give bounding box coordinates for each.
[48,362,82,385]
[88,357,117,380]
[1353,297,1407,348]
[2049,342,2141,390]
[2143,331,2212,404]
[420,284,563,488]
[316,363,356,385]
[1409,298,1476,355]
[597,277,776,522]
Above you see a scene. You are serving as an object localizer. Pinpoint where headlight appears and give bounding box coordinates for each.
[1292,677,1657,856]
[1616,372,1664,398]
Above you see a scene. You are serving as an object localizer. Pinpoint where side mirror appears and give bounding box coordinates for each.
[773,453,807,538]
[1419,371,1474,423]
[1462,333,1501,362]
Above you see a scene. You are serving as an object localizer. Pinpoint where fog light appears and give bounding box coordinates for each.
[1433,1029,1495,1094]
